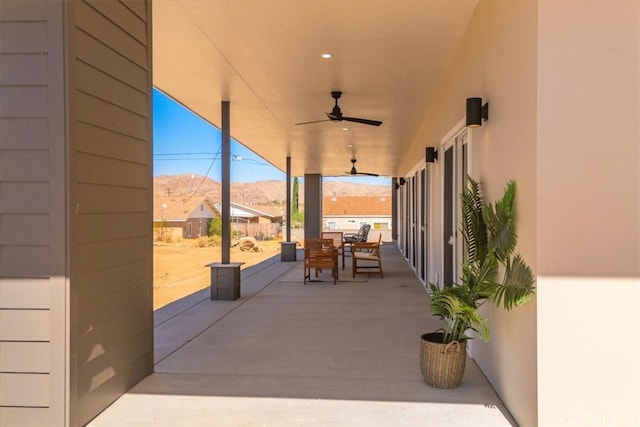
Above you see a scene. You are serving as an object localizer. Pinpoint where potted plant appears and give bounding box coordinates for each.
[421,176,535,388]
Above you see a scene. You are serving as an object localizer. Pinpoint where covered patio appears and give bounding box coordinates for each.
[89,245,515,426]
[5,2,639,424]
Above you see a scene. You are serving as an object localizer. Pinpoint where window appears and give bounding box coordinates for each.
[327,221,337,230]
[373,222,389,230]
[185,222,192,237]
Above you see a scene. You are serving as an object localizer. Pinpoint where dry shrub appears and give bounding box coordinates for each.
[194,236,221,247]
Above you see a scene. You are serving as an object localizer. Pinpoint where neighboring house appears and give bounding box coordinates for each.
[184,199,216,238]
[153,196,215,239]
[322,196,391,240]
[153,196,278,239]
[213,202,281,240]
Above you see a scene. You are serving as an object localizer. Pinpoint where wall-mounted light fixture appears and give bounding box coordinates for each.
[426,146,438,163]
[466,97,489,127]
[395,177,406,190]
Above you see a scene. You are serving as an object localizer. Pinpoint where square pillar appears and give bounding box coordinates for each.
[304,174,322,240]
[206,262,244,300]
[280,241,298,262]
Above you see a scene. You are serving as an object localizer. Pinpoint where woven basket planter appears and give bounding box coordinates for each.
[420,332,467,389]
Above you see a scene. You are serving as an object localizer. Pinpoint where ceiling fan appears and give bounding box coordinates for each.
[295,91,383,126]
[346,159,379,177]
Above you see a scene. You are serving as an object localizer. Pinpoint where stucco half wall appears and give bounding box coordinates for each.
[537,2,640,425]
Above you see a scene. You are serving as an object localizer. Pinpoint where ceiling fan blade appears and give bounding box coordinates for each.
[346,163,380,177]
[346,170,380,177]
[297,92,381,126]
[342,116,382,126]
[295,119,331,125]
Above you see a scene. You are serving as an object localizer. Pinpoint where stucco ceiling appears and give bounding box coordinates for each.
[153,1,477,178]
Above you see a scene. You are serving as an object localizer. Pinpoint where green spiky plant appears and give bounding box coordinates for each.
[427,176,535,344]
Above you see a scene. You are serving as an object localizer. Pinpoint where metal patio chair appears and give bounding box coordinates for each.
[343,224,371,257]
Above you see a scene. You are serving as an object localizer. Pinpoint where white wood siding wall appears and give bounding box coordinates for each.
[68,0,153,425]
[0,0,67,425]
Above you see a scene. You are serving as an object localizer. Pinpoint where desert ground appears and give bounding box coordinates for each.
[153,239,284,310]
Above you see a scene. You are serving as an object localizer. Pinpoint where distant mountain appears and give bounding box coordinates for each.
[154,174,391,216]
[323,181,391,198]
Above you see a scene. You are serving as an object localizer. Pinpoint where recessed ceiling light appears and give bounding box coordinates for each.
[343,127,349,131]
[347,144,353,148]
[321,53,333,59]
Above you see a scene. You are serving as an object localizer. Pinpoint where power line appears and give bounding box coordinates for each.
[154,157,218,161]
[154,152,272,167]
[182,145,222,204]
[154,152,218,156]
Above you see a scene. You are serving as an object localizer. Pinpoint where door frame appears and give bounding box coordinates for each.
[440,119,470,287]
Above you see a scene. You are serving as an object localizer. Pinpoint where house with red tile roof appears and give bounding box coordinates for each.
[322,196,391,241]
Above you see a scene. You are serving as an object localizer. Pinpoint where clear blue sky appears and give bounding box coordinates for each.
[153,88,390,186]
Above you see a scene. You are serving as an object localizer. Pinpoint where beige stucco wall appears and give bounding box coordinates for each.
[405,1,640,425]
[537,2,640,425]
[404,1,539,425]
[464,5,539,426]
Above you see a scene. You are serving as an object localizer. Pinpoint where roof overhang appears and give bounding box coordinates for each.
[153,1,478,178]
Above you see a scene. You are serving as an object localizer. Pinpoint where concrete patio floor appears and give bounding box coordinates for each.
[89,244,516,426]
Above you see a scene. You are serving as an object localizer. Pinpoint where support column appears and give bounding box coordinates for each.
[210,101,242,299]
[281,156,297,261]
[286,156,292,242]
[304,174,322,240]
[221,101,230,264]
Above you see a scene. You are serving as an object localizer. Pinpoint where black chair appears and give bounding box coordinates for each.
[343,224,370,256]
